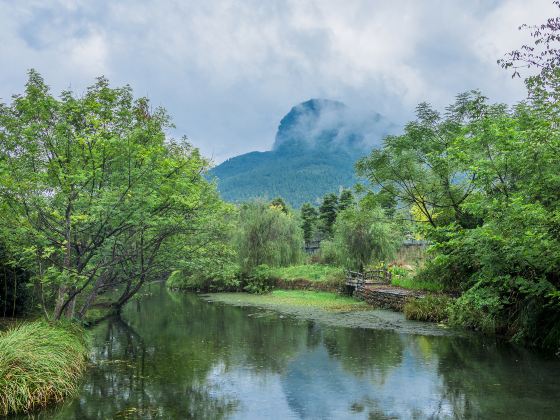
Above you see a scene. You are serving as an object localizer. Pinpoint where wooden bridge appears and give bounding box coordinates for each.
[345,268,425,310]
[345,269,392,288]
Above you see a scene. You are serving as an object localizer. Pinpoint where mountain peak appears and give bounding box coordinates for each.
[210,99,394,207]
[273,98,388,154]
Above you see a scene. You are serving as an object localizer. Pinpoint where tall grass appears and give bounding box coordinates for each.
[0,320,89,416]
[403,295,454,322]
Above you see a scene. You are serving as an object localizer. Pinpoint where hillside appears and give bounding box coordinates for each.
[209,99,393,207]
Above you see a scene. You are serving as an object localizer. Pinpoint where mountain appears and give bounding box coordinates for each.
[209,99,393,208]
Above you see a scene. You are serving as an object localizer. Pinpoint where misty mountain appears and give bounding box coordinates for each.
[209,99,394,208]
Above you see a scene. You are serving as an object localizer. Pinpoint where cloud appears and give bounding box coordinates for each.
[0,0,556,162]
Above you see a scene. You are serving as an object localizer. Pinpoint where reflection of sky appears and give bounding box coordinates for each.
[207,340,454,419]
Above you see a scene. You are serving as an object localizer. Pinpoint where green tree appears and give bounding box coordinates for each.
[318,193,339,238]
[356,98,480,229]
[235,202,303,273]
[332,204,401,271]
[270,197,289,214]
[300,203,318,244]
[0,71,225,319]
[338,189,354,211]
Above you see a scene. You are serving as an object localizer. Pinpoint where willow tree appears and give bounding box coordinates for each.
[332,204,401,271]
[0,70,226,319]
[235,202,303,273]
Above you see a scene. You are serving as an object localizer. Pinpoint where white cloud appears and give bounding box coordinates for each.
[0,0,556,162]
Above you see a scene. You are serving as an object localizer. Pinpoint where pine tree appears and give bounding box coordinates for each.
[300,203,318,244]
[319,193,338,237]
[338,189,354,211]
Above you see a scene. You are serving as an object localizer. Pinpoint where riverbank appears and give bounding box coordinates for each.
[0,320,90,416]
[204,291,451,336]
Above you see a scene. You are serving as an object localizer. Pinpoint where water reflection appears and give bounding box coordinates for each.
[52,285,560,419]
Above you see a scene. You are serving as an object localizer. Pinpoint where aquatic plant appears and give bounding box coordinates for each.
[0,320,89,416]
[403,295,453,323]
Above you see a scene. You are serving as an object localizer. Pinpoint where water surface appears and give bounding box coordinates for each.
[50,286,560,419]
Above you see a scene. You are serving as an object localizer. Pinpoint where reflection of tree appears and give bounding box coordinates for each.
[322,327,404,380]
[54,285,560,419]
[59,308,238,419]
[432,335,560,419]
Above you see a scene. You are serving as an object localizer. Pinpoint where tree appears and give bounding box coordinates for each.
[270,197,289,214]
[0,71,225,319]
[300,203,318,244]
[332,204,401,271]
[235,202,303,273]
[338,189,354,211]
[499,1,560,79]
[356,97,481,230]
[318,193,338,237]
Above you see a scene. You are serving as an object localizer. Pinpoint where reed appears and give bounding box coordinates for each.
[0,320,89,416]
[403,295,453,323]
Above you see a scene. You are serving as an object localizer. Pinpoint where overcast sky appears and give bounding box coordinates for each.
[0,0,556,163]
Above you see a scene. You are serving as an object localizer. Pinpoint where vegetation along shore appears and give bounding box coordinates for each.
[1,4,560,416]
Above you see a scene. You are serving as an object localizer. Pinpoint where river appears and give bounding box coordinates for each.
[45,285,560,419]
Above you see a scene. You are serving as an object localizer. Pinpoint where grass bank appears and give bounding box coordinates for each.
[0,320,89,416]
[266,265,344,283]
[403,295,454,323]
[209,290,368,312]
[265,264,345,292]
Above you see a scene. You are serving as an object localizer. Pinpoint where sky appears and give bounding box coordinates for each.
[0,0,556,163]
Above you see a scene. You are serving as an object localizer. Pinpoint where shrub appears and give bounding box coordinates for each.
[447,288,501,334]
[242,264,275,294]
[0,320,89,416]
[404,295,453,322]
[318,240,338,265]
[166,263,241,292]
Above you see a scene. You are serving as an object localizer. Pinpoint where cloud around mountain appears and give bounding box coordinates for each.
[210,99,393,207]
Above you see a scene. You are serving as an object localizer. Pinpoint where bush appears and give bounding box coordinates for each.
[318,240,338,265]
[403,295,453,322]
[166,263,241,292]
[0,320,89,416]
[242,265,275,294]
[447,288,501,334]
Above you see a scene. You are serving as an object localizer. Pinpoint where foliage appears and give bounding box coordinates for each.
[331,204,402,271]
[0,320,89,416]
[270,197,289,214]
[235,202,303,273]
[353,6,560,349]
[356,97,480,230]
[338,189,354,211]
[389,266,443,292]
[264,264,344,283]
[166,264,241,292]
[0,71,226,319]
[403,295,453,323]
[300,203,318,244]
[447,288,501,334]
[242,264,275,294]
[318,240,339,265]
[318,193,339,237]
[357,73,560,349]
